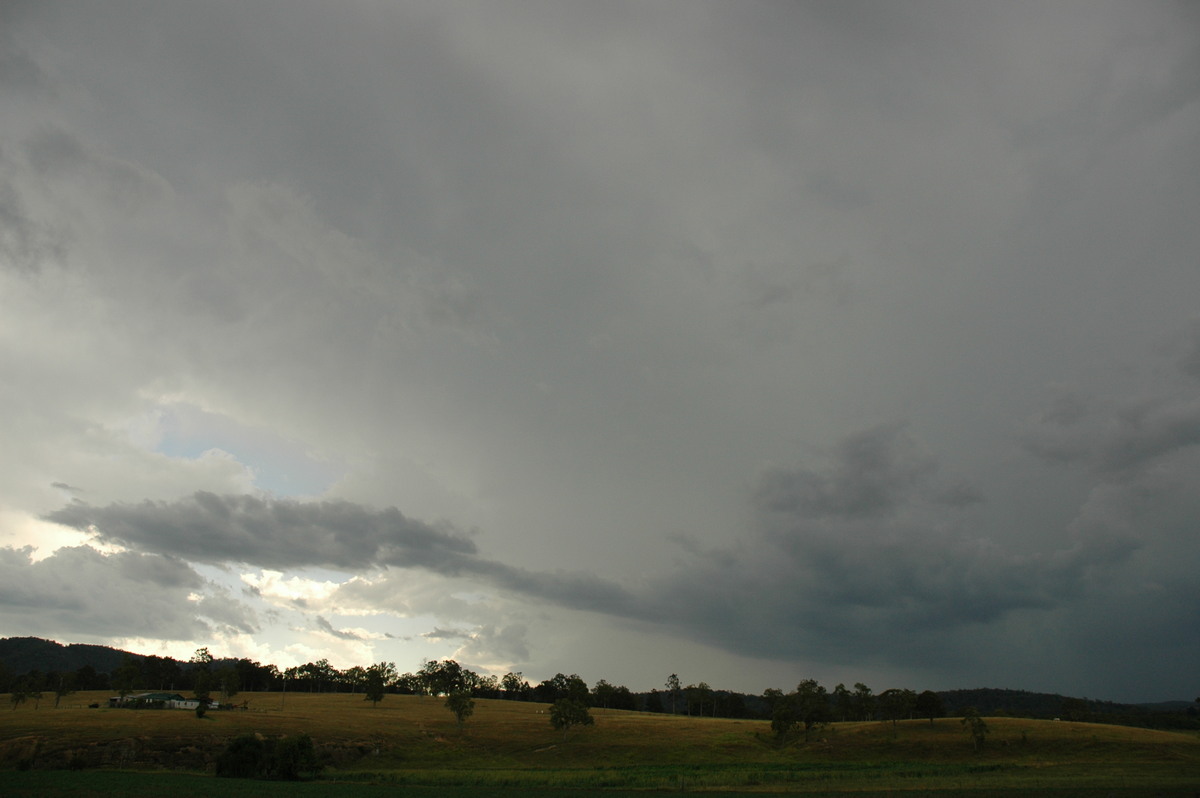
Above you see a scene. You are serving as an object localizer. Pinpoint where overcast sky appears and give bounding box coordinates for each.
[2,1,1198,703]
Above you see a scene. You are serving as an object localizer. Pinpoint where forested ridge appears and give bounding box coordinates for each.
[2,636,1196,730]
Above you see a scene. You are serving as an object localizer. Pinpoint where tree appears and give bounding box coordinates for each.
[794,679,830,741]
[612,685,637,711]
[420,659,469,696]
[299,659,336,693]
[666,674,681,715]
[915,690,944,725]
[1060,696,1089,722]
[878,688,916,728]
[343,666,367,694]
[592,679,616,709]
[190,647,214,668]
[535,673,589,704]
[961,706,989,751]
[394,672,422,694]
[52,672,75,709]
[550,698,593,740]
[769,694,799,740]
[9,686,28,711]
[445,691,475,730]
[25,671,45,709]
[142,655,181,691]
[113,655,140,701]
[833,683,853,722]
[852,683,875,721]
[74,664,101,691]
[234,659,273,693]
[193,667,213,717]
[219,668,241,701]
[476,673,500,698]
[501,671,529,700]
[189,647,214,708]
[364,662,395,707]
[761,687,786,715]
[686,682,714,717]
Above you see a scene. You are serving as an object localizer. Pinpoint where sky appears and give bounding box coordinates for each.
[1,1,1198,703]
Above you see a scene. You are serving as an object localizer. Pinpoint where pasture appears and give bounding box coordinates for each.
[2,690,1198,795]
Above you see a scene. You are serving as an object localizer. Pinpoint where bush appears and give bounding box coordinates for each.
[215,734,265,778]
[215,733,322,781]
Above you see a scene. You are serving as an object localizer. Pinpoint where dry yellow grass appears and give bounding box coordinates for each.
[3,688,1199,790]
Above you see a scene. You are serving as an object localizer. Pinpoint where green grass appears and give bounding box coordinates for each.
[3,690,1198,795]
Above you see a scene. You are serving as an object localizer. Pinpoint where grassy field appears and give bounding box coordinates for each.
[2,690,1198,795]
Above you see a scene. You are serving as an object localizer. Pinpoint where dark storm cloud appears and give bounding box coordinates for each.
[0,545,256,639]
[629,424,1138,670]
[1021,392,1200,476]
[754,423,937,520]
[43,491,641,616]
[44,491,479,572]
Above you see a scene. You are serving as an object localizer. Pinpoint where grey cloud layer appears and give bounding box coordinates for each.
[42,405,1193,694]
[4,1,1199,698]
[0,545,256,639]
[45,492,478,571]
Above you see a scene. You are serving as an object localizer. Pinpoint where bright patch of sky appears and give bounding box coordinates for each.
[148,403,343,497]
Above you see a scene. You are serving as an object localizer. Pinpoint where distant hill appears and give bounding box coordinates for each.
[0,636,136,675]
[938,687,1193,717]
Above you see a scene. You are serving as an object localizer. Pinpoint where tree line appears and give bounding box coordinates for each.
[3,646,1196,732]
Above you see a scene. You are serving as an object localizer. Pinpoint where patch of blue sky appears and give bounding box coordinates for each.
[154,403,342,497]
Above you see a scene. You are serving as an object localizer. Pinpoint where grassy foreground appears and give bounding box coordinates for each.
[2,690,1198,795]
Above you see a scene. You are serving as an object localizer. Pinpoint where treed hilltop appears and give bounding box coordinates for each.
[2,636,1196,731]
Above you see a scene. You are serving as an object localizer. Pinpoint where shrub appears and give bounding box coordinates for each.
[215,734,265,778]
[216,733,322,781]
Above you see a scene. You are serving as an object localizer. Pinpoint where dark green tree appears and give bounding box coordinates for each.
[915,690,944,725]
[363,662,395,707]
[113,655,140,701]
[612,685,637,711]
[445,690,476,730]
[666,673,681,714]
[770,694,799,740]
[878,688,917,728]
[794,679,830,741]
[219,668,241,701]
[52,672,75,709]
[852,682,875,721]
[25,671,45,709]
[535,673,589,704]
[592,679,616,709]
[1060,696,1089,722]
[141,655,181,691]
[961,706,989,751]
[833,683,853,722]
[501,671,528,699]
[74,664,101,691]
[550,698,594,740]
[761,687,786,716]
[419,659,470,696]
